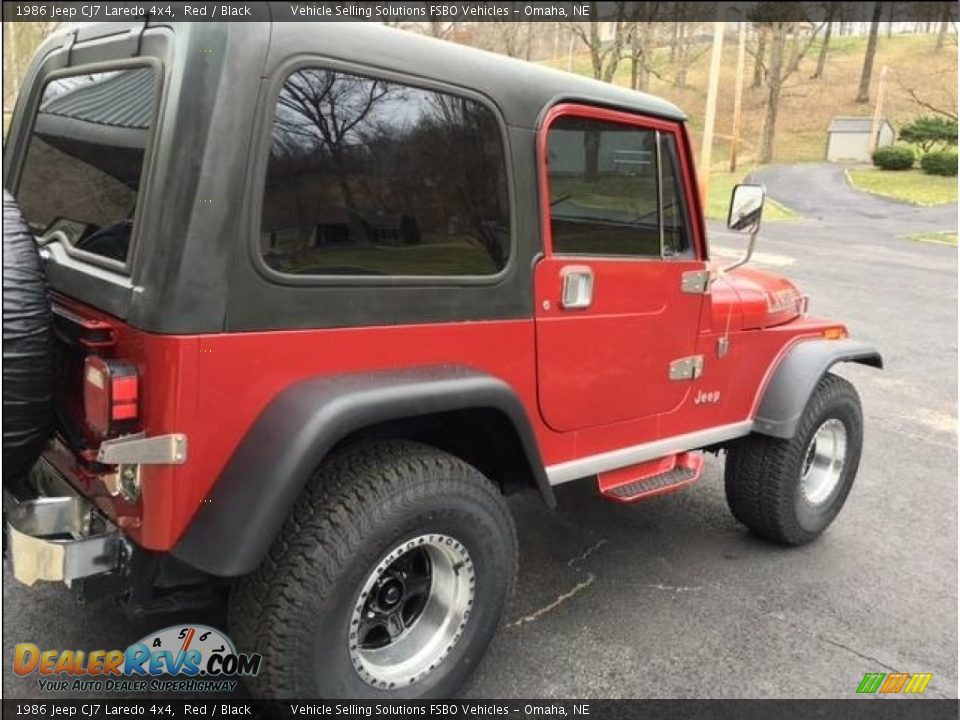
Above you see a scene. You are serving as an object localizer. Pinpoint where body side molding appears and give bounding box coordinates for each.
[753,338,883,439]
[546,421,753,485]
[174,366,552,577]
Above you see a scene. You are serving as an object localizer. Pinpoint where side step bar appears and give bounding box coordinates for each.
[598,452,703,504]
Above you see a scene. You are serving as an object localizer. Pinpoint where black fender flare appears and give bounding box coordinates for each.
[753,338,883,439]
[173,366,552,577]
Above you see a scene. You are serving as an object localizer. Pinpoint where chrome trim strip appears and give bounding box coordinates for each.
[655,129,665,257]
[546,421,754,486]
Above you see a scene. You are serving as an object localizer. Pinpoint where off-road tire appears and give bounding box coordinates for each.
[229,440,517,699]
[725,373,863,545]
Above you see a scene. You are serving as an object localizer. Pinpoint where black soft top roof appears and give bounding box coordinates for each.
[269,22,686,127]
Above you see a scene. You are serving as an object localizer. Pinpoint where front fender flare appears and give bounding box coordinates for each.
[173,366,551,577]
[753,338,883,439]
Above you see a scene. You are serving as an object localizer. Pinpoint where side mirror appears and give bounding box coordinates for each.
[722,183,766,273]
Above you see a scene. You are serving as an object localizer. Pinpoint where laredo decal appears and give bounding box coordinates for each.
[766,287,801,314]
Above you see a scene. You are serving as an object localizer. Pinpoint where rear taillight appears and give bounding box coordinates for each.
[83,356,139,438]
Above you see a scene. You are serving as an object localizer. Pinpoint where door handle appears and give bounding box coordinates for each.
[560,266,594,309]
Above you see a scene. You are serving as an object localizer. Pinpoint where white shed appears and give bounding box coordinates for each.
[826,117,896,163]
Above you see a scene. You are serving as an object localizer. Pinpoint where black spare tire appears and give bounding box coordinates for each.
[3,190,54,480]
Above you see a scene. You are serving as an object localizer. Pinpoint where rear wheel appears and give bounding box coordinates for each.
[725,373,863,545]
[230,440,517,698]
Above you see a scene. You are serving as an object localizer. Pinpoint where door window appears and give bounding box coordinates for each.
[545,115,691,258]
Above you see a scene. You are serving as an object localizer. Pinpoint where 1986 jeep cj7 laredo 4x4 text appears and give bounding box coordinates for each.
[3,22,881,698]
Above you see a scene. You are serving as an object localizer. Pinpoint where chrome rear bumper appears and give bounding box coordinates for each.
[4,462,128,587]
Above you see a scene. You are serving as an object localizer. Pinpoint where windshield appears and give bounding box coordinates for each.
[15,66,158,266]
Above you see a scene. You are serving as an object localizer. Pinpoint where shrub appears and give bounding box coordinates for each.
[920,150,958,176]
[872,145,915,170]
[899,116,958,153]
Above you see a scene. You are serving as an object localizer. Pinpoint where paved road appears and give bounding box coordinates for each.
[4,164,957,699]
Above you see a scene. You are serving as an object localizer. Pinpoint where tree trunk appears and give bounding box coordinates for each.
[760,24,787,164]
[936,6,951,50]
[856,2,884,104]
[812,6,836,78]
[787,26,802,74]
[584,130,601,179]
[676,22,688,88]
[752,26,766,88]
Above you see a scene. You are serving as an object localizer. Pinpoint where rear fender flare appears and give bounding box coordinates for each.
[173,366,551,577]
[753,338,883,439]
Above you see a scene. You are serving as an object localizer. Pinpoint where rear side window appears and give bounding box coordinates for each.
[259,68,510,277]
[16,67,158,265]
[546,115,691,258]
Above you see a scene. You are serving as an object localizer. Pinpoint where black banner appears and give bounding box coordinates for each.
[2,699,959,720]
[0,1,956,24]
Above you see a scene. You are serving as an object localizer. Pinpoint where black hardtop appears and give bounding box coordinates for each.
[268,22,686,126]
[7,20,689,335]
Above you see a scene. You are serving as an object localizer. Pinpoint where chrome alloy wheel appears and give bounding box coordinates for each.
[800,418,848,505]
[349,534,475,689]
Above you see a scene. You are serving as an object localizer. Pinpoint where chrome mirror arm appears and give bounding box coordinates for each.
[720,226,759,275]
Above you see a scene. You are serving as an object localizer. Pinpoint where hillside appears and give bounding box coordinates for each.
[544,32,957,183]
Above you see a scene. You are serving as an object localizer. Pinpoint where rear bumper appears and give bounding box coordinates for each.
[4,460,129,587]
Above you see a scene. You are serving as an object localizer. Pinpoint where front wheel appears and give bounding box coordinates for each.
[229,440,517,698]
[725,373,863,545]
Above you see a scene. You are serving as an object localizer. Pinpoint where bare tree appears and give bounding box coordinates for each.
[751,4,825,163]
[274,70,393,243]
[570,2,631,82]
[811,1,839,79]
[897,76,959,121]
[425,8,458,40]
[855,1,884,103]
[751,25,767,88]
[936,2,956,50]
[625,4,666,91]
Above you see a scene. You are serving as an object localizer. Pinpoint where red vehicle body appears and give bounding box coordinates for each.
[3,21,881,699]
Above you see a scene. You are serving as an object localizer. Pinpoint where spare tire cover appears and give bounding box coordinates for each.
[3,190,54,479]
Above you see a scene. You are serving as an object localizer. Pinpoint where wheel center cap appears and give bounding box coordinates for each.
[380,580,402,608]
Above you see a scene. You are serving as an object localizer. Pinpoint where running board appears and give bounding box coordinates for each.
[598,452,703,504]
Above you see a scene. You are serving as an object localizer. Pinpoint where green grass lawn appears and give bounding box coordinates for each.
[706,170,799,222]
[847,168,958,206]
[906,231,958,246]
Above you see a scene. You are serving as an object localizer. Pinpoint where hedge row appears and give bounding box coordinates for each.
[871,145,958,176]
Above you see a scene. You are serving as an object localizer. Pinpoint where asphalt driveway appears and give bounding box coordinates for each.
[3,164,957,700]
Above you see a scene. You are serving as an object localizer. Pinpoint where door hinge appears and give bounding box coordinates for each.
[97,433,187,465]
[669,355,704,381]
[681,269,711,294]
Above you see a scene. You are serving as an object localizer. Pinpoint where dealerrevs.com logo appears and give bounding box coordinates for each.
[14,625,261,693]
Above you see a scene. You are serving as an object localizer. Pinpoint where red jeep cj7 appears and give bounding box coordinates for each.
[3,22,881,698]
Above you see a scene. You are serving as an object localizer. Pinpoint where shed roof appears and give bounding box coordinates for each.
[828,116,893,134]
